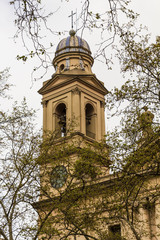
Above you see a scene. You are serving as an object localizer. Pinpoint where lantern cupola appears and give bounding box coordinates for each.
[53,30,94,74]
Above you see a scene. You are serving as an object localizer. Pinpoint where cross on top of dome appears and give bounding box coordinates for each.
[52,11,94,73]
[68,11,76,30]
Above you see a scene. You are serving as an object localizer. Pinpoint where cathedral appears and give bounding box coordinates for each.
[34,29,160,240]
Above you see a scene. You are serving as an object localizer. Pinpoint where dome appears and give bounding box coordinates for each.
[55,30,92,57]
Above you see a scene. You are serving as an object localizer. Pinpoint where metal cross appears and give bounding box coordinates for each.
[68,11,76,29]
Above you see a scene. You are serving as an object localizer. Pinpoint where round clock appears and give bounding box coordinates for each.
[50,165,68,189]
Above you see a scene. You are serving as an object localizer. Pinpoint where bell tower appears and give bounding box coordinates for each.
[36,31,109,239]
[38,30,108,142]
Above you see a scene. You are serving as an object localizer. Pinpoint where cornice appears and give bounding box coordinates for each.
[38,74,108,96]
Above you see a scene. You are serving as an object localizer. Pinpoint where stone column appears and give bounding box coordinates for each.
[42,100,48,132]
[72,87,81,132]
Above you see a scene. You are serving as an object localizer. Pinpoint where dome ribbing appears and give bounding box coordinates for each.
[55,31,92,57]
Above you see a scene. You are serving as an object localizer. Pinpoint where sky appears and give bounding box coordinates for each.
[0,0,160,131]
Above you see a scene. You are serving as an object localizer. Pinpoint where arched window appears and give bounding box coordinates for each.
[55,103,66,137]
[85,103,96,139]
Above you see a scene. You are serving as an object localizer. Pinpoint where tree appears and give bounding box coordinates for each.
[0,99,42,240]
[104,30,160,237]
[109,32,160,115]
[0,69,41,239]
[106,27,160,160]
[104,29,160,237]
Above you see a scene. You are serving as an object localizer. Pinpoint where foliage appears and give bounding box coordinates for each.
[107,29,160,127]
[114,34,159,107]
[32,121,160,240]
[0,98,41,240]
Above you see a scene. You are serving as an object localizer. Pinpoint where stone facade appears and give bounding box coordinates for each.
[35,30,160,240]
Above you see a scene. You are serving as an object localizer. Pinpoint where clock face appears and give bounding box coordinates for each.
[50,165,68,189]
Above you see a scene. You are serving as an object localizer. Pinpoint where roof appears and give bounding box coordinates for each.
[55,30,92,57]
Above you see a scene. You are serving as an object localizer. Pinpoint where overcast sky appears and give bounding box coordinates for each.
[0,0,160,130]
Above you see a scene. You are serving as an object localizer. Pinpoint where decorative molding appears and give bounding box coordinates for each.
[41,100,48,107]
[72,87,81,95]
[100,101,105,108]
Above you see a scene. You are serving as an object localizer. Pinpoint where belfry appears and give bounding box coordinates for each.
[38,29,108,142]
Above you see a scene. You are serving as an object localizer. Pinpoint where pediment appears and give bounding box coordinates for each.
[38,73,108,96]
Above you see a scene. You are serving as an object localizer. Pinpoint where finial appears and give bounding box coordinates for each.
[69,29,76,36]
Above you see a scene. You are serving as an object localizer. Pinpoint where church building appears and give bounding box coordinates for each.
[35,29,160,240]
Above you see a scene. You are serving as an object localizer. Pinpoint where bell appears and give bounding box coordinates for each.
[86,116,91,125]
[58,115,66,126]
